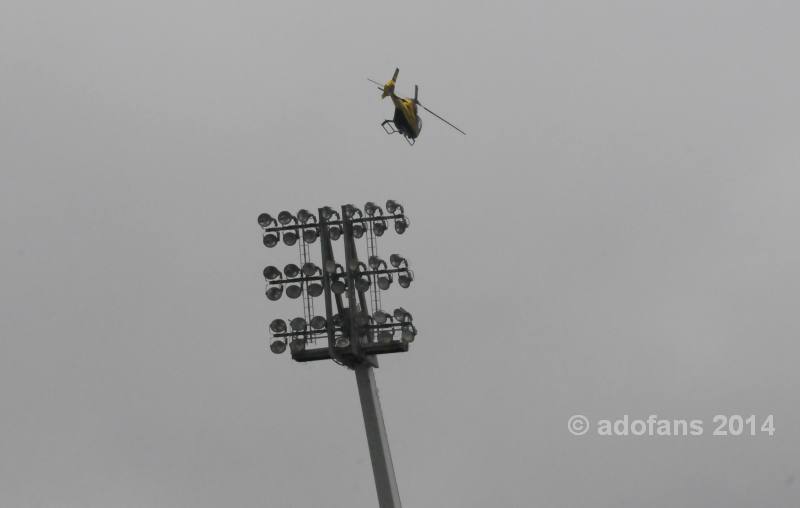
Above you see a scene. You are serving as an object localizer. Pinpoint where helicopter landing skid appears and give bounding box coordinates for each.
[381,120,415,145]
[381,120,399,135]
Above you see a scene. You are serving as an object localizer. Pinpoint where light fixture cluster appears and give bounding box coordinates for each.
[258,200,409,248]
[366,254,414,290]
[258,200,418,361]
[268,315,329,354]
[257,208,321,247]
[268,308,417,355]
[263,254,412,300]
[369,307,417,345]
[262,261,323,301]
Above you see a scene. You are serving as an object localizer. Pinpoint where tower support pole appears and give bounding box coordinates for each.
[355,363,402,508]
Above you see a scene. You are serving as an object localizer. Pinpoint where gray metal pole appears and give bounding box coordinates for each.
[355,363,402,508]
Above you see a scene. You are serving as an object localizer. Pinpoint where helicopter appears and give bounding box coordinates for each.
[368,68,465,145]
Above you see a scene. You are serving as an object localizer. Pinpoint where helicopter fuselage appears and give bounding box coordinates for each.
[390,96,421,139]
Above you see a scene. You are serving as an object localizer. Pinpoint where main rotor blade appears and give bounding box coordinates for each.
[367,78,385,91]
[420,104,466,135]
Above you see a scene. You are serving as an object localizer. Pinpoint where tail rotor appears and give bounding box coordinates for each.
[382,67,399,98]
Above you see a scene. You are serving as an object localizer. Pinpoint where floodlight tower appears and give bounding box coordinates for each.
[258,201,416,508]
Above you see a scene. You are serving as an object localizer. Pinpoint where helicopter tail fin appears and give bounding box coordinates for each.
[382,68,399,99]
[414,84,418,103]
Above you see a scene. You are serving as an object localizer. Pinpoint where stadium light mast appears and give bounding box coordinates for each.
[258,201,416,508]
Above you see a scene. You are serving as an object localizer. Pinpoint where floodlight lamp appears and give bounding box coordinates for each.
[389,254,406,268]
[297,209,315,224]
[307,283,323,297]
[393,307,412,322]
[394,218,408,234]
[270,339,287,354]
[290,317,307,331]
[378,330,394,344]
[353,224,365,238]
[263,233,279,248]
[263,265,281,280]
[356,277,370,293]
[269,319,287,333]
[284,263,301,278]
[373,310,390,324]
[399,272,413,288]
[310,316,326,329]
[320,206,339,221]
[278,210,296,225]
[266,286,283,301]
[329,226,342,240]
[332,280,346,295]
[343,204,362,219]
[373,220,387,236]
[282,231,298,246]
[335,336,350,348]
[332,313,344,327]
[302,228,318,243]
[286,285,303,299]
[368,255,385,270]
[377,275,392,290]
[302,262,320,277]
[386,200,403,214]
[401,324,417,343]
[290,339,306,354]
[258,213,276,228]
[364,202,380,216]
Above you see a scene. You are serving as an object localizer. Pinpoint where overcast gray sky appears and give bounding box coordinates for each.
[1,1,799,507]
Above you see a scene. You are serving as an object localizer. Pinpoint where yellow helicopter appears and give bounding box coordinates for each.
[368,68,465,145]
